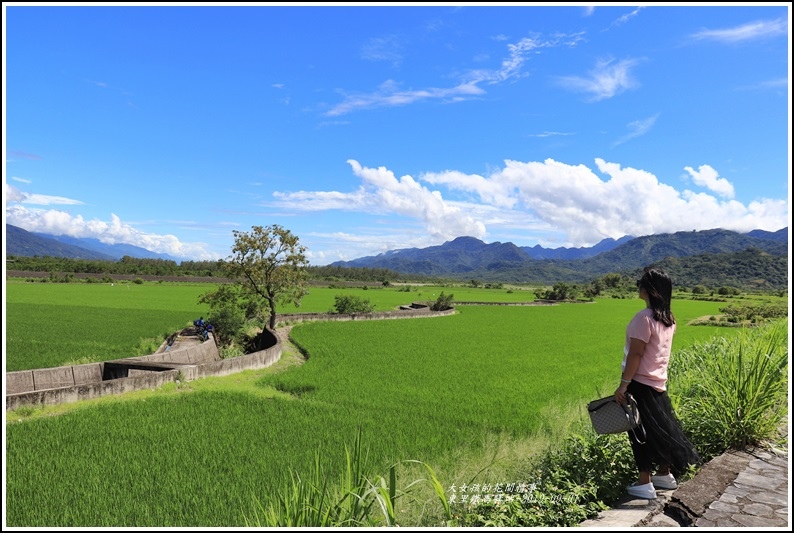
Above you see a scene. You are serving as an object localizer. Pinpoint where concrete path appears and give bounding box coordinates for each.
[580,421,789,528]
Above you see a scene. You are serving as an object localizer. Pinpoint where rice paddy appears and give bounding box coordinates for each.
[4,280,737,526]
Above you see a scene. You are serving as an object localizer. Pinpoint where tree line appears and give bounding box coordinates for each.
[5,254,438,284]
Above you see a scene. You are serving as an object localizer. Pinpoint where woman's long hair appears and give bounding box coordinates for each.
[638,267,675,327]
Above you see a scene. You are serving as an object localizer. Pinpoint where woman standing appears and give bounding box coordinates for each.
[615,267,700,499]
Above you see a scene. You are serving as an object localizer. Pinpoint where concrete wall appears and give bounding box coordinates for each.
[5,331,260,410]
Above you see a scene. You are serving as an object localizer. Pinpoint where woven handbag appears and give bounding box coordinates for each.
[587,393,646,443]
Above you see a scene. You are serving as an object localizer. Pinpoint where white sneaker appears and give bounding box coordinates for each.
[651,473,678,490]
[627,482,657,499]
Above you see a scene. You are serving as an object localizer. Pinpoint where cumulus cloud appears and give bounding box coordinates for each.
[5,204,220,260]
[683,164,735,199]
[555,57,641,102]
[271,158,787,251]
[423,158,787,246]
[272,160,486,242]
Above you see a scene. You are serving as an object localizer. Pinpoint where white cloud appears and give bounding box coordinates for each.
[528,131,575,138]
[5,204,221,260]
[24,193,85,206]
[607,7,645,29]
[5,183,27,202]
[302,230,433,264]
[271,160,487,242]
[325,80,485,117]
[4,183,84,205]
[612,114,659,146]
[325,32,584,116]
[360,34,404,66]
[11,176,32,184]
[738,77,788,93]
[417,158,787,246]
[555,57,641,102]
[683,164,735,199]
[690,18,788,43]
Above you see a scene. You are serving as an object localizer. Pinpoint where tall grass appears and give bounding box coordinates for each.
[244,428,454,527]
[670,318,789,460]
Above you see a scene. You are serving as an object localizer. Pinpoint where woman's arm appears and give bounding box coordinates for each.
[615,337,646,404]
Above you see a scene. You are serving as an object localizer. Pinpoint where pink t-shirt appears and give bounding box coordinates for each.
[622,308,676,392]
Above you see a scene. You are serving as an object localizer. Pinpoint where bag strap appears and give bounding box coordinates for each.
[622,394,647,444]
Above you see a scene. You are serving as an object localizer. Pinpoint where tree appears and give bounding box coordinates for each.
[222,225,309,337]
[198,283,257,347]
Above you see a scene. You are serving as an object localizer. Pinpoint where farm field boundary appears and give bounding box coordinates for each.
[277,302,456,324]
[6,329,280,410]
[5,306,458,410]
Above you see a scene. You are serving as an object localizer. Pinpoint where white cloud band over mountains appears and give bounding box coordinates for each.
[6,156,789,263]
[272,158,788,249]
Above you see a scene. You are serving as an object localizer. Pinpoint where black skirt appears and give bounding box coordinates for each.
[626,380,701,477]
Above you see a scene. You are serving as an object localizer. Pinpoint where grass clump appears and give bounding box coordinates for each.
[670,318,788,461]
[245,429,453,527]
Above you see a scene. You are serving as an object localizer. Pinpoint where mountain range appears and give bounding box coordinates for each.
[331,228,788,286]
[5,224,789,289]
[5,224,180,262]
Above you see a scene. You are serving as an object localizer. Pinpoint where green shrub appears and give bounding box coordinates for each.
[133,336,165,356]
[451,432,633,527]
[333,295,375,314]
[430,291,454,311]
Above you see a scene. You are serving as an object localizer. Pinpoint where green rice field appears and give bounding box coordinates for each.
[5,281,213,371]
[4,279,740,527]
[4,280,538,371]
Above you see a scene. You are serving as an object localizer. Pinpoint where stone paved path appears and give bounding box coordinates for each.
[581,421,790,529]
[692,446,789,528]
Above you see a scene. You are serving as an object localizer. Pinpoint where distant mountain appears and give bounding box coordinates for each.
[33,233,180,262]
[330,228,788,287]
[335,236,532,275]
[746,228,788,242]
[5,224,180,262]
[6,225,117,261]
[568,228,788,275]
[653,248,789,292]
[520,235,634,259]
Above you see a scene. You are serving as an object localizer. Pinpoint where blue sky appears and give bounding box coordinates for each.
[3,3,791,265]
